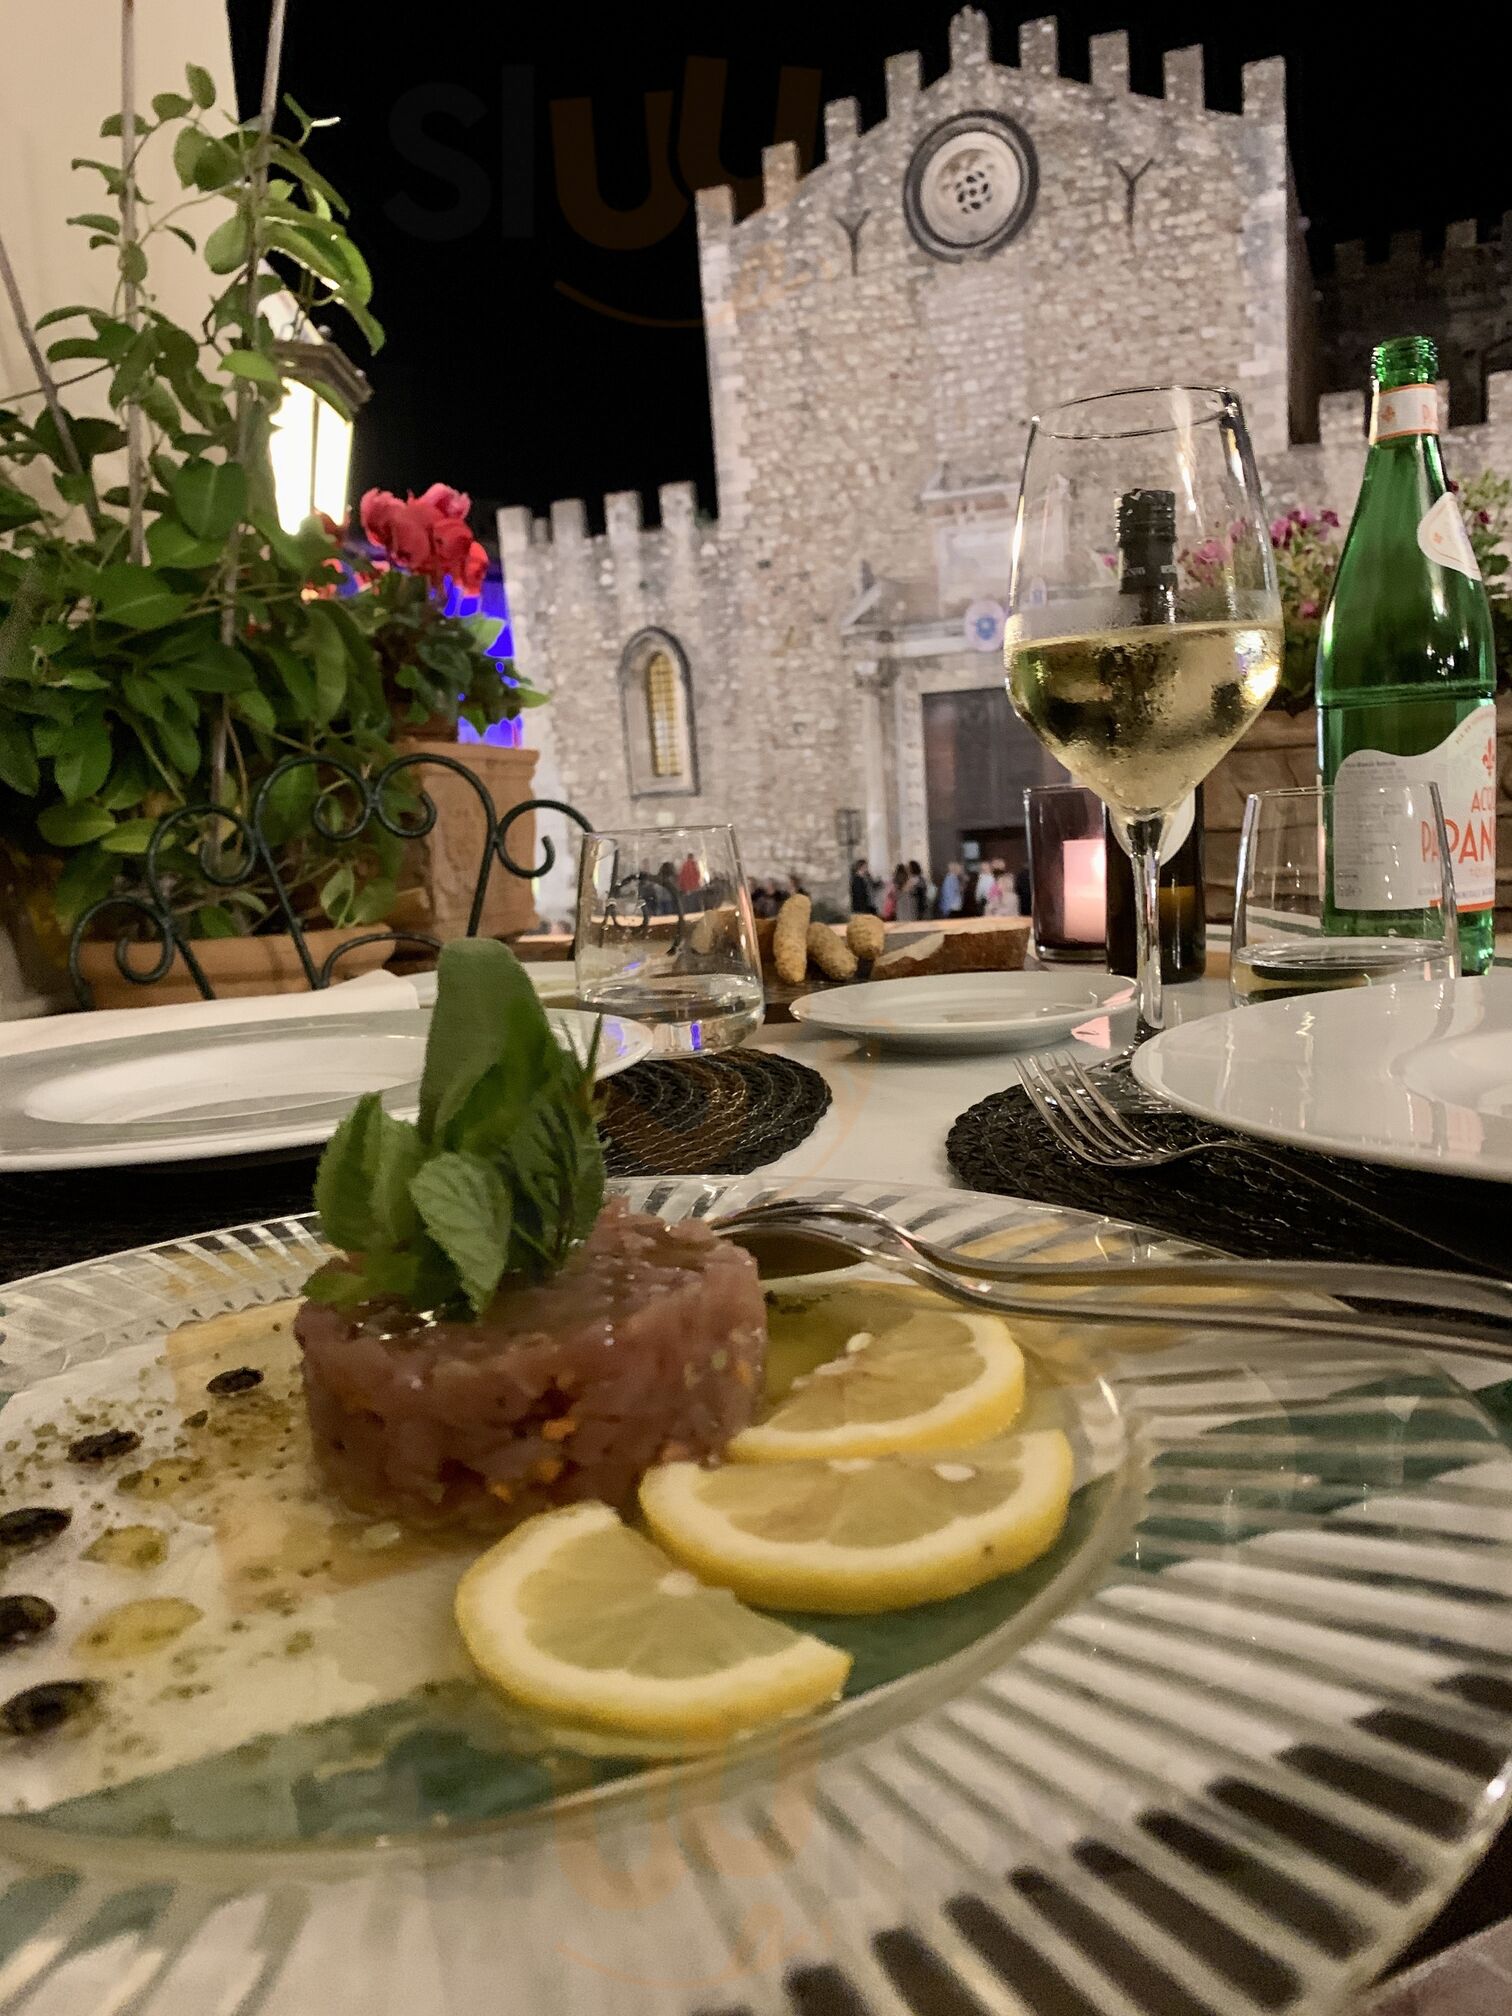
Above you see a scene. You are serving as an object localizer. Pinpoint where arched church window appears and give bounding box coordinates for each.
[619,629,698,796]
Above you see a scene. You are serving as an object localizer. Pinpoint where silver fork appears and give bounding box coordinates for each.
[711,1197,1512,1364]
[1017,1047,1491,1277]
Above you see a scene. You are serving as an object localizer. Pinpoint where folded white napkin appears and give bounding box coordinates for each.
[0,968,422,1061]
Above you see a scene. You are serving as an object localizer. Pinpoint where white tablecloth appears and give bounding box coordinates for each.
[751,975,1233,1192]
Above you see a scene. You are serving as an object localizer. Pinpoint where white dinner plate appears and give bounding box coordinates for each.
[789,969,1136,1051]
[1135,970,1512,1182]
[0,1005,652,1173]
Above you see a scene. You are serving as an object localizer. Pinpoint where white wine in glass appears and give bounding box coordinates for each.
[1005,389,1283,1038]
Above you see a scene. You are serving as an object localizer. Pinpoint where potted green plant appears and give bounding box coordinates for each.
[336,481,548,939]
[0,9,414,1004]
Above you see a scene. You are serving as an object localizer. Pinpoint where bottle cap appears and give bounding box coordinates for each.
[1371,335,1437,388]
[1117,488,1176,546]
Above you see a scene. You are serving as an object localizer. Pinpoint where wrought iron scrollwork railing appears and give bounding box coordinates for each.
[66,749,592,1007]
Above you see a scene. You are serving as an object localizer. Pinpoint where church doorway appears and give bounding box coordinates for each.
[922,686,1059,881]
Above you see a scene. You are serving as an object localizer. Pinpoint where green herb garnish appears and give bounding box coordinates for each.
[308,939,604,1316]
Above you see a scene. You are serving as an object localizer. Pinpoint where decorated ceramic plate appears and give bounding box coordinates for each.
[1,1178,1510,2015]
[0,1006,651,1173]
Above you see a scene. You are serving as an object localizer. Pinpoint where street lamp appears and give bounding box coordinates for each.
[269,330,370,530]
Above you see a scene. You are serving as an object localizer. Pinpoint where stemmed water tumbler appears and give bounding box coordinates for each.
[1004,386,1284,1041]
[575,825,764,1055]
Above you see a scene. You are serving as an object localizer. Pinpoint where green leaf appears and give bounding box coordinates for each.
[303,602,351,723]
[118,241,148,286]
[54,844,116,923]
[146,517,220,568]
[66,213,119,236]
[186,63,216,109]
[33,304,92,330]
[263,220,371,303]
[0,719,40,794]
[169,458,247,538]
[463,614,505,652]
[108,325,158,404]
[45,335,105,363]
[420,939,553,1146]
[37,801,115,846]
[203,213,250,273]
[70,158,126,197]
[150,708,199,774]
[349,875,396,926]
[98,818,157,854]
[318,862,356,923]
[53,713,112,803]
[258,757,318,845]
[94,563,191,630]
[151,91,192,121]
[193,904,239,938]
[221,348,282,386]
[171,126,205,187]
[0,482,42,529]
[408,1153,512,1315]
[233,687,276,732]
[138,380,181,432]
[167,643,255,692]
[315,1094,425,1254]
[32,409,126,471]
[265,644,317,717]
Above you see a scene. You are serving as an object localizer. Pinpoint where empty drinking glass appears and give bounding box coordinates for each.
[1231,781,1459,1006]
[575,826,765,1054]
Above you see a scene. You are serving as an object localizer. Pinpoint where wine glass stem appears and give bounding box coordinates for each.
[1128,815,1166,1041]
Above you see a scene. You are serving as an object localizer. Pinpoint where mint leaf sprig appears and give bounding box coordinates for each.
[308,939,605,1316]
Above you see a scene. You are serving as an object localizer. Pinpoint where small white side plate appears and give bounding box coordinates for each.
[0,1006,651,1172]
[789,970,1136,1052]
[1134,971,1512,1183]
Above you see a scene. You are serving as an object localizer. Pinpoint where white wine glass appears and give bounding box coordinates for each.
[1005,385,1282,1040]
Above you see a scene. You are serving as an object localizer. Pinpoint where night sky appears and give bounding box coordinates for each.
[227,3,1512,528]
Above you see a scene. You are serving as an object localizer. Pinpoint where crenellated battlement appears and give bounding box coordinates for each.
[684,7,1285,236]
[497,481,706,561]
[1327,218,1505,277]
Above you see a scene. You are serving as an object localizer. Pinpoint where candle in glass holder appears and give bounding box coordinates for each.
[1062,836,1106,946]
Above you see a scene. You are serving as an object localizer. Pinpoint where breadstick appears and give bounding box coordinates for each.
[807,921,858,980]
[845,913,885,962]
[772,893,812,984]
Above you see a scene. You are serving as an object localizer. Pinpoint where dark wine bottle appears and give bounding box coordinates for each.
[1103,486,1207,983]
[1105,789,1206,982]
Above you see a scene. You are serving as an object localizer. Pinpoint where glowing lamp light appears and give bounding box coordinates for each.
[269,335,370,532]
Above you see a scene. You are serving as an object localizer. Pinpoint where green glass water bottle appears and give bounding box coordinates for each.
[1316,335,1497,975]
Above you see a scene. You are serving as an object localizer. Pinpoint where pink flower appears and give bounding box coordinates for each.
[1192,537,1226,566]
[1290,506,1313,528]
[1269,516,1292,548]
[359,487,403,547]
[385,499,438,573]
[1298,598,1320,620]
[1478,509,1492,526]
[1320,508,1340,528]
[457,539,488,595]
[415,481,472,522]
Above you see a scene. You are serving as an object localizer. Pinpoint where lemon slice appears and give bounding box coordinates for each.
[640,1428,1074,1614]
[454,1502,851,1739]
[735,1284,1025,1460]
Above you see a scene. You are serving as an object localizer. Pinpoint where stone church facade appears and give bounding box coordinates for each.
[498,9,1512,908]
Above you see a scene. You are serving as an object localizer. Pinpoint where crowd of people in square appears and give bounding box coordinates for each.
[748,856,1028,922]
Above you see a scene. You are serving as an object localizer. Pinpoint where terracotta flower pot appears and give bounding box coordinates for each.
[76,926,394,1010]
[395,739,541,941]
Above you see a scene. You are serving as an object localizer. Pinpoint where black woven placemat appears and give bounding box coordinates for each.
[599,1048,831,1179]
[948,1081,1507,1273]
[0,1049,831,1282]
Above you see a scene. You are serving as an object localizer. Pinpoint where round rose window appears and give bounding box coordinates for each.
[903,112,1038,261]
